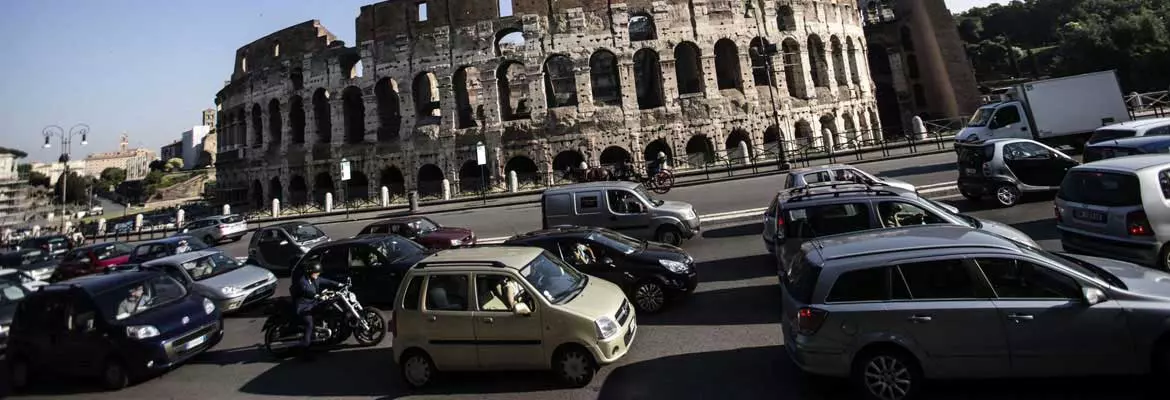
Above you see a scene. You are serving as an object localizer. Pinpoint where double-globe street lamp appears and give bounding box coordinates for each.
[43,124,90,228]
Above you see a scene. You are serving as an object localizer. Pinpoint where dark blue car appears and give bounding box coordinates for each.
[5,270,224,391]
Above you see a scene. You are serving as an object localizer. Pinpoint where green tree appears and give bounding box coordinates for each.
[165,157,184,172]
[99,167,127,189]
[27,171,50,187]
[16,164,31,175]
[148,159,166,172]
[52,172,95,205]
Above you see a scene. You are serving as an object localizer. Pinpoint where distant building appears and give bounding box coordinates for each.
[84,133,157,180]
[31,160,89,185]
[202,108,217,128]
[181,126,212,170]
[0,152,31,230]
[161,140,183,162]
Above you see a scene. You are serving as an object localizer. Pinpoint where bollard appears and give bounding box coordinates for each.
[738,141,751,163]
[441,179,451,201]
[98,218,107,235]
[408,191,420,213]
[911,116,928,140]
[176,209,185,229]
[64,221,73,234]
[32,225,41,237]
[381,186,390,207]
[325,193,334,213]
[134,214,144,232]
[272,198,281,217]
[508,171,518,193]
[821,128,834,151]
[223,204,231,216]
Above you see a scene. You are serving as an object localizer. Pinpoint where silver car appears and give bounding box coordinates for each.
[1056,154,1170,269]
[141,250,277,313]
[179,214,248,245]
[782,224,1170,400]
[784,164,917,194]
[541,181,700,246]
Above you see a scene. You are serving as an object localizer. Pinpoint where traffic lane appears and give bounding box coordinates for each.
[946,192,1062,250]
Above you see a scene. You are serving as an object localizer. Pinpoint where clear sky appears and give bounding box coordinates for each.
[0,0,989,163]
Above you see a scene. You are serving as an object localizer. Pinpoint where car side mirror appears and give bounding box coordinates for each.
[513,302,532,316]
[279,240,289,246]
[1082,287,1107,306]
[181,229,189,234]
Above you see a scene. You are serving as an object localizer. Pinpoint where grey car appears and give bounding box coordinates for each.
[782,224,1170,400]
[541,181,700,246]
[141,250,277,313]
[784,164,917,194]
[762,182,1036,269]
[1056,154,1170,269]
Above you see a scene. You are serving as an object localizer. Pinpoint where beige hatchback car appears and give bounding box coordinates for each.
[391,246,637,388]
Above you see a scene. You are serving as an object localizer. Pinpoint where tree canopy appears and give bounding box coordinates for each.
[99,167,127,189]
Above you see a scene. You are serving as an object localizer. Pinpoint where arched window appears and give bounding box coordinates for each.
[629,13,656,42]
[831,37,847,87]
[498,61,530,121]
[341,86,365,144]
[782,39,807,98]
[589,50,621,105]
[807,35,829,88]
[413,72,441,125]
[544,55,578,108]
[777,6,795,31]
[633,49,664,109]
[674,42,704,95]
[714,39,744,91]
[749,38,773,87]
[453,67,479,128]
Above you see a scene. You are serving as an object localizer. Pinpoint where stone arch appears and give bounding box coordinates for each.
[830,36,848,87]
[725,129,753,162]
[629,12,656,42]
[552,150,585,172]
[674,42,704,95]
[289,175,308,205]
[454,67,480,128]
[589,50,621,105]
[267,99,282,146]
[251,180,264,209]
[763,125,783,155]
[807,35,830,88]
[498,61,530,121]
[342,86,365,144]
[781,39,807,98]
[417,164,445,198]
[794,120,815,148]
[494,29,525,57]
[312,88,332,144]
[346,170,370,200]
[599,146,633,166]
[633,49,664,109]
[375,78,402,141]
[900,26,915,52]
[313,172,334,205]
[340,53,363,79]
[685,134,715,165]
[544,55,578,108]
[289,95,306,144]
[504,155,539,186]
[643,138,672,171]
[459,160,490,193]
[269,176,283,204]
[413,72,441,125]
[749,37,772,87]
[846,38,861,85]
[379,166,406,198]
[251,103,264,146]
[843,112,861,147]
[777,5,795,31]
[714,39,744,91]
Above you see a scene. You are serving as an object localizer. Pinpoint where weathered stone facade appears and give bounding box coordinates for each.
[215,0,881,209]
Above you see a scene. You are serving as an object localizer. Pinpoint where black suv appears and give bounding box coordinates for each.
[504,226,697,313]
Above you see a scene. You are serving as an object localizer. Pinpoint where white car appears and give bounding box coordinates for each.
[180,214,248,245]
[0,269,47,292]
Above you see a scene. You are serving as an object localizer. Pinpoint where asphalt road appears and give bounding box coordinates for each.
[8,191,1157,400]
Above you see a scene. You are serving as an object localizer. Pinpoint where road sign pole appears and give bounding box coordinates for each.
[476,142,487,205]
[340,158,351,220]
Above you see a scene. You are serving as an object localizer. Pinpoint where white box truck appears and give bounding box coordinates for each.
[955,70,1131,147]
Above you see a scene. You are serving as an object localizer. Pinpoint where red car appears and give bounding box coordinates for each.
[357,216,475,250]
[49,242,134,282]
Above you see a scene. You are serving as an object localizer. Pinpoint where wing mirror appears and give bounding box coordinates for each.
[513,302,532,316]
[1082,287,1107,306]
[279,240,289,246]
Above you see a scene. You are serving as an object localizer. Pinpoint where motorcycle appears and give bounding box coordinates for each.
[261,283,387,358]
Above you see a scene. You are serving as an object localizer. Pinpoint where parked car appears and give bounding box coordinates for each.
[128,236,210,264]
[17,235,72,258]
[137,251,277,313]
[0,273,32,350]
[1083,135,1170,163]
[0,248,59,281]
[541,181,700,246]
[504,226,697,313]
[955,138,1079,207]
[51,243,134,282]
[247,221,330,271]
[1086,117,1170,145]
[290,235,431,304]
[781,224,1170,400]
[6,270,224,391]
[357,216,475,250]
[1055,154,1170,269]
[180,214,248,245]
[0,269,48,292]
[763,182,1037,271]
[391,246,635,389]
[783,164,918,194]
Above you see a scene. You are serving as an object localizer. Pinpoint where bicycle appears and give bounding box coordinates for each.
[612,162,674,194]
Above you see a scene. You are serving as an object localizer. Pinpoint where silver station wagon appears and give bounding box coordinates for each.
[141,250,277,313]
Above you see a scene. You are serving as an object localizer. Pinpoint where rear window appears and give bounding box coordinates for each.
[1058,171,1142,207]
[1089,129,1136,144]
[221,215,245,224]
[956,144,994,166]
[784,203,872,238]
[1083,146,1137,163]
[783,257,821,304]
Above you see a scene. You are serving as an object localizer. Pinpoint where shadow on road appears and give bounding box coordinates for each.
[1011,218,1060,242]
[694,254,775,283]
[639,283,781,326]
[879,162,956,179]
[942,191,1057,214]
[703,223,764,239]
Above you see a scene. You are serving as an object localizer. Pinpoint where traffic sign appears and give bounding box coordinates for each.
[340,158,351,181]
[476,142,487,166]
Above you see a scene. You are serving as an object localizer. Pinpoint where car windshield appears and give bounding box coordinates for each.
[634,185,664,206]
[519,252,587,304]
[967,107,995,127]
[590,230,642,255]
[95,243,133,261]
[291,224,326,242]
[0,279,29,305]
[180,252,243,280]
[375,236,426,261]
[412,218,440,234]
[96,276,188,321]
[1014,241,1126,289]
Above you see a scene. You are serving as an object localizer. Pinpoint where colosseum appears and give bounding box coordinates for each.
[214,0,882,209]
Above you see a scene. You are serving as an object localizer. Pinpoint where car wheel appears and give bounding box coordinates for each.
[400,350,435,389]
[852,349,922,400]
[656,226,683,246]
[959,187,981,201]
[203,235,216,246]
[1158,245,1170,272]
[8,355,31,392]
[101,358,130,391]
[554,346,597,388]
[993,184,1020,208]
[633,280,668,313]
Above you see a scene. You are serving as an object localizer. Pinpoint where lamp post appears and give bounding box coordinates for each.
[43,124,90,228]
[746,2,791,171]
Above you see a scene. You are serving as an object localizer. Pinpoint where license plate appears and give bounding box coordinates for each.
[1074,209,1106,223]
[184,335,206,350]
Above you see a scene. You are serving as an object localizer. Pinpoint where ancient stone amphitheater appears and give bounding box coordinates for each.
[214,0,880,207]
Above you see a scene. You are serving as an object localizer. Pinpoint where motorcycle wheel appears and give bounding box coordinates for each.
[264,327,295,359]
[324,317,351,346]
[354,309,387,346]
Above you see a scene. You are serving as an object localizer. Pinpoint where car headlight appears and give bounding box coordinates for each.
[450,239,463,247]
[221,285,244,297]
[126,325,160,339]
[594,316,620,340]
[203,298,216,314]
[0,323,9,336]
[659,259,689,274]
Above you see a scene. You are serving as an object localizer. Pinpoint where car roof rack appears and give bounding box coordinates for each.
[784,184,903,203]
[413,260,509,269]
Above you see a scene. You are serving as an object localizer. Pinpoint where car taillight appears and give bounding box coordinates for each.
[1127,211,1154,236]
[981,162,992,176]
[1054,204,1063,223]
[796,307,828,336]
[776,213,785,232]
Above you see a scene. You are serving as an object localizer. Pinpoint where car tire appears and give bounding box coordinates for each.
[852,348,923,400]
[959,187,981,201]
[553,346,597,388]
[400,350,436,389]
[1158,245,1170,272]
[8,355,32,392]
[633,280,668,314]
[101,358,130,391]
[203,235,216,246]
[992,184,1020,208]
[655,226,683,246]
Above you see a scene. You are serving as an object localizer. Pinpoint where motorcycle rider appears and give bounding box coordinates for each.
[648,152,667,176]
[290,262,342,360]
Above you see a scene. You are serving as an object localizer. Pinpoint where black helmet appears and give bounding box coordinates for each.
[304,263,323,274]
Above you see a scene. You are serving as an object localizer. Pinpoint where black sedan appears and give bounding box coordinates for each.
[290,234,431,304]
[504,226,698,313]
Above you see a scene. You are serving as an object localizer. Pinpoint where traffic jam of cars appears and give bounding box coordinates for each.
[7,119,1170,399]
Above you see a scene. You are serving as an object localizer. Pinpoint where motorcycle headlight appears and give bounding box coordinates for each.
[594,316,620,340]
[221,285,244,297]
[203,298,216,314]
[659,259,689,274]
[126,325,160,339]
[450,239,463,247]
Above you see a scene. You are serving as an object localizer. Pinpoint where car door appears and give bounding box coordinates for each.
[349,245,401,303]
[317,246,352,285]
[259,229,298,268]
[472,273,544,369]
[974,257,1135,376]
[603,189,651,238]
[60,293,106,376]
[987,103,1029,139]
[420,273,478,370]
[1002,142,1058,187]
[557,239,629,287]
[37,294,80,374]
[1019,141,1072,187]
[882,258,1010,378]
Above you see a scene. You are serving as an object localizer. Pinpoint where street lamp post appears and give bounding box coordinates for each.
[746,3,792,171]
[43,124,90,229]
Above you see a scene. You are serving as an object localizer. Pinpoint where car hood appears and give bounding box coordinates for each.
[653,200,696,217]
[976,218,1040,248]
[421,227,473,241]
[1064,254,1170,298]
[631,241,691,264]
[876,177,916,192]
[557,276,627,320]
[194,265,275,298]
[955,127,988,143]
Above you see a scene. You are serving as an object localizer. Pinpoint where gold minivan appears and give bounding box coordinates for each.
[391,246,636,388]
